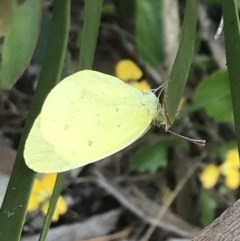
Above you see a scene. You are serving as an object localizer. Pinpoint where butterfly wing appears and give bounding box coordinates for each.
[24,70,158,173]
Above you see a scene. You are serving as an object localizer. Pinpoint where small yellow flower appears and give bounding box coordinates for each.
[115,59,150,91]
[220,149,240,190]
[28,174,67,222]
[225,149,239,169]
[224,169,240,190]
[199,149,240,190]
[199,164,220,189]
[115,59,143,81]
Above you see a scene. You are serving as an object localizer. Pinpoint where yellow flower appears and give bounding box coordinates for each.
[199,149,240,190]
[199,164,220,189]
[225,149,239,169]
[28,174,67,222]
[115,59,143,81]
[224,169,240,190]
[115,59,150,91]
[220,149,240,190]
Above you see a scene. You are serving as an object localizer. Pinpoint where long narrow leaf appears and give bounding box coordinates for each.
[38,173,67,241]
[136,0,164,66]
[222,0,240,151]
[78,0,103,71]
[163,0,198,128]
[37,1,70,240]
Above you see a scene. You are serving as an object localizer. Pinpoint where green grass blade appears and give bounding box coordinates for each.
[0,0,70,240]
[163,0,198,127]
[38,173,67,241]
[77,0,103,71]
[222,0,240,150]
[136,0,164,66]
[36,1,70,240]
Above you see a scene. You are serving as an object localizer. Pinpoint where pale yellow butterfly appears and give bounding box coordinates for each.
[24,70,204,173]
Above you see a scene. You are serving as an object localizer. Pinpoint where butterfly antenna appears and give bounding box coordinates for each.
[150,83,166,99]
[166,128,206,146]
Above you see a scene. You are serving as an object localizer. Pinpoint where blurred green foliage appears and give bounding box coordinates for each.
[200,189,216,226]
[136,0,164,66]
[0,0,42,89]
[194,69,233,122]
[131,139,181,173]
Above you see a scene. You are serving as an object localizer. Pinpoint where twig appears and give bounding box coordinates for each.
[79,223,136,241]
[93,168,200,238]
[140,163,199,241]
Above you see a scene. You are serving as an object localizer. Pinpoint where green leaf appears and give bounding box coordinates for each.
[136,0,164,66]
[200,189,216,226]
[222,0,240,153]
[163,0,198,128]
[130,139,180,173]
[32,8,51,66]
[237,0,240,9]
[39,173,67,241]
[77,0,103,71]
[194,69,233,122]
[131,142,167,173]
[0,0,42,89]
